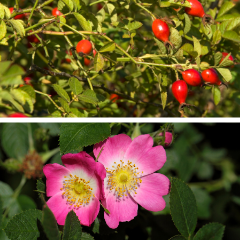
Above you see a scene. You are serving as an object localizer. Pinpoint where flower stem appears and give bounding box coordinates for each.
[134,1,156,20]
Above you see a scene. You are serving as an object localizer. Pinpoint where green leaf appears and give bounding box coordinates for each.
[99,42,115,53]
[11,89,26,105]
[53,84,70,102]
[63,210,82,240]
[212,86,221,105]
[59,98,70,113]
[92,218,100,234]
[216,14,235,21]
[107,3,117,23]
[0,181,13,209]
[193,36,201,57]
[226,17,240,30]
[181,43,197,57]
[94,52,104,72]
[9,19,25,37]
[72,0,81,11]
[193,222,225,240]
[96,8,105,23]
[0,20,6,40]
[59,0,74,11]
[4,209,42,240]
[222,30,240,42]
[1,123,29,159]
[11,89,34,113]
[219,21,230,35]
[170,28,182,49]
[69,77,83,95]
[0,61,11,75]
[0,90,23,112]
[212,30,221,45]
[59,123,111,154]
[0,64,25,86]
[78,89,98,105]
[20,85,36,103]
[161,91,167,110]
[170,177,197,238]
[214,52,222,66]
[42,206,60,240]
[3,5,10,19]
[74,13,92,31]
[200,41,210,56]
[154,38,166,54]
[81,232,94,240]
[217,1,235,18]
[184,13,191,35]
[216,68,232,82]
[203,24,212,40]
[127,21,142,31]
[0,4,4,19]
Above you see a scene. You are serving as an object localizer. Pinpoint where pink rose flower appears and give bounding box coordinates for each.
[93,134,170,229]
[43,152,106,226]
[159,132,173,147]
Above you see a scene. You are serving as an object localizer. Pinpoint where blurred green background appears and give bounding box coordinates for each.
[0,123,239,240]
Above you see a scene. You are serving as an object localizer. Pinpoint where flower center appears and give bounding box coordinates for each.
[106,160,143,198]
[61,174,94,208]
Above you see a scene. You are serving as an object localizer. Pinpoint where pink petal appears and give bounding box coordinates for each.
[74,197,100,226]
[103,192,138,229]
[124,135,166,175]
[131,173,170,212]
[94,161,106,201]
[62,152,95,175]
[46,192,73,225]
[47,192,100,226]
[43,163,71,197]
[159,132,173,147]
[93,134,132,169]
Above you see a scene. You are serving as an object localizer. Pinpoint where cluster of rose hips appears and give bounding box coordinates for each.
[151,0,234,109]
[10,1,235,115]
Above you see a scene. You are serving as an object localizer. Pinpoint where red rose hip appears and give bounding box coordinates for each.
[152,19,170,42]
[172,80,188,104]
[52,7,63,16]
[185,0,205,18]
[182,69,202,86]
[201,68,222,86]
[76,40,92,55]
[9,7,25,19]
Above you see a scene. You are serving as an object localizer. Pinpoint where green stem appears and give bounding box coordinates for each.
[2,175,27,220]
[41,30,184,69]
[40,147,60,163]
[10,0,54,18]
[27,123,34,151]
[34,90,64,112]
[15,0,19,10]
[28,0,39,25]
[134,1,156,20]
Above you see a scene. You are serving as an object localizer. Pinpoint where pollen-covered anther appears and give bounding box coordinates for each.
[62,175,94,208]
[107,160,142,197]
